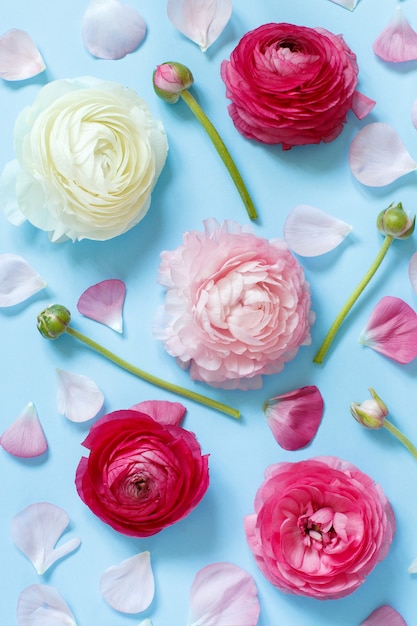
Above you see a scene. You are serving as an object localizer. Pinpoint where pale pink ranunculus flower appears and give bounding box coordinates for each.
[245,457,395,600]
[154,219,313,390]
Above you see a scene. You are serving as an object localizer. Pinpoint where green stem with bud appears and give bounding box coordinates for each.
[313,235,394,364]
[383,419,417,463]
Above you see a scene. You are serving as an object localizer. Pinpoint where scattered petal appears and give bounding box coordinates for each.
[0,253,46,307]
[328,0,358,10]
[17,584,77,626]
[359,296,417,364]
[77,279,126,333]
[263,386,324,450]
[0,402,47,458]
[167,0,232,52]
[81,0,146,60]
[188,562,260,626]
[373,6,417,63]
[411,97,417,130]
[349,123,417,186]
[408,557,417,573]
[130,400,186,427]
[138,621,153,626]
[409,251,417,293]
[351,90,376,120]
[11,503,81,575]
[0,29,45,81]
[360,604,407,626]
[99,551,155,614]
[283,205,352,257]
[56,369,104,423]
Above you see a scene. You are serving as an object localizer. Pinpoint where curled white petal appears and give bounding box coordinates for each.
[99,551,155,614]
[283,205,352,257]
[328,0,358,9]
[82,0,146,60]
[0,29,45,81]
[77,279,126,332]
[349,123,417,186]
[17,584,77,626]
[11,503,81,575]
[0,253,46,307]
[167,0,232,52]
[0,402,47,458]
[56,369,104,423]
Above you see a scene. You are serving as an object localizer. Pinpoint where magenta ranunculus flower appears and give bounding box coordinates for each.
[221,23,367,150]
[154,219,313,390]
[245,457,395,600]
[75,400,209,537]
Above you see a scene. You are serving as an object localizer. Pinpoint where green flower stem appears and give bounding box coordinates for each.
[384,419,417,464]
[180,89,258,221]
[65,326,240,420]
[313,235,394,364]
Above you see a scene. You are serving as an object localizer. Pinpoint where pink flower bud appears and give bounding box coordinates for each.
[350,388,388,429]
[153,62,194,103]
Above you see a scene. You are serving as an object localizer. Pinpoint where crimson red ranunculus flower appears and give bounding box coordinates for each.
[75,400,209,537]
[221,23,362,149]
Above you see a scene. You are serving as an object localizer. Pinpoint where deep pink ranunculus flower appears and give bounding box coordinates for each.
[154,218,313,390]
[245,457,395,600]
[221,23,359,149]
[75,401,209,537]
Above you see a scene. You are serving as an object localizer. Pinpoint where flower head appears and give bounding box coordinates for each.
[377,201,415,239]
[350,388,388,429]
[153,61,194,103]
[37,304,71,339]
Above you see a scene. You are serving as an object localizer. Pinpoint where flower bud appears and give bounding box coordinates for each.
[153,62,194,103]
[37,304,71,339]
[350,388,388,429]
[377,202,415,239]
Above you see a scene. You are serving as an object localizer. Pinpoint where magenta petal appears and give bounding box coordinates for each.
[188,562,260,626]
[167,0,232,52]
[351,91,376,120]
[77,279,126,332]
[360,604,407,626]
[264,386,324,450]
[359,296,417,364]
[0,402,47,458]
[130,400,186,427]
[373,6,417,63]
[0,29,45,81]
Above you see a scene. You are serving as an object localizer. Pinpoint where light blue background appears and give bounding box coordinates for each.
[1,0,417,624]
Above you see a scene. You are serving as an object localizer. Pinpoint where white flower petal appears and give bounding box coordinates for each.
[0,402,47,458]
[283,205,352,257]
[17,584,77,626]
[82,0,146,60]
[0,253,46,307]
[56,369,104,423]
[99,551,155,614]
[328,0,358,9]
[349,123,417,186]
[77,279,126,333]
[409,557,417,573]
[409,252,417,294]
[167,0,232,52]
[0,29,45,81]
[11,503,81,575]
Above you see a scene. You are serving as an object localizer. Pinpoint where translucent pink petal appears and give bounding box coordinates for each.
[349,123,417,186]
[188,562,260,626]
[99,551,154,614]
[56,369,104,422]
[167,0,232,52]
[11,503,81,575]
[373,6,417,63]
[264,386,324,451]
[77,279,126,333]
[0,29,45,81]
[408,251,417,293]
[0,253,46,307]
[328,0,358,9]
[359,296,417,364]
[17,584,77,626]
[130,400,186,426]
[283,205,352,257]
[81,0,146,60]
[0,402,47,458]
[351,91,376,120]
[360,605,407,626]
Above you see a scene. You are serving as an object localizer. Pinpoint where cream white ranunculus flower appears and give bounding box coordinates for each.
[0,77,168,242]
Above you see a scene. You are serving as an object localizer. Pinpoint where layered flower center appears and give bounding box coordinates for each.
[297,505,341,549]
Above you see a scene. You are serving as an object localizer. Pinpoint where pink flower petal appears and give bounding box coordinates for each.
[349,123,417,186]
[56,369,104,422]
[360,605,407,626]
[283,205,352,257]
[0,29,45,81]
[373,6,417,63]
[351,90,376,120]
[408,251,417,293]
[328,0,358,9]
[99,551,155,614]
[359,296,417,364]
[0,253,46,307]
[77,279,126,333]
[264,386,324,450]
[0,402,47,458]
[167,0,232,52]
[11,503,81,575]
[130,400,186,427]
[188,562,260,626]
[81,0,146,60]
[17,584,77,626]
[411,97,417,130]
